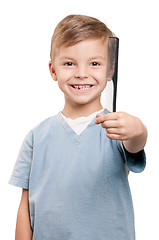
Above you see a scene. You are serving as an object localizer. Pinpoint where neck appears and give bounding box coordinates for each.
[62,99,103,119]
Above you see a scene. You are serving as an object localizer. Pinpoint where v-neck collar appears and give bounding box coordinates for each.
[55,109,109,145]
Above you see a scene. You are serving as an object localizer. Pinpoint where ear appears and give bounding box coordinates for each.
[49,60,57,81]
[106,67,114,81]
[106,76,112,81]
[106,71,113,81]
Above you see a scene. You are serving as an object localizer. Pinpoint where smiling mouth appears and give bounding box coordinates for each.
[71,84,93,90]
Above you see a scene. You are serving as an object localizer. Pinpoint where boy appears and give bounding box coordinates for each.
[9,15,147,240]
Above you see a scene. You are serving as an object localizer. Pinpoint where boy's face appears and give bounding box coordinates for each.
[50,38,109,109]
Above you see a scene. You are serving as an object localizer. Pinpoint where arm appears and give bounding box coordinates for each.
[122,116,147,153]
[95,112,147,153]
[15,189,33,240]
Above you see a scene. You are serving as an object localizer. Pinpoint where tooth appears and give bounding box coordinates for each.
[72,85,92,89]
[79,85,90,89]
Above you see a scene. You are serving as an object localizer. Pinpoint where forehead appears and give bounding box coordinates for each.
[56,38,108,60]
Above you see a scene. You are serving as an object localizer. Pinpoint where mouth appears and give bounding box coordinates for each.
[70,84,93,90]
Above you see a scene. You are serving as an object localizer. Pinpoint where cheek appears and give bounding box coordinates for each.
[100,79,107,91]
[92,70,107,85]
[56,69,74,82]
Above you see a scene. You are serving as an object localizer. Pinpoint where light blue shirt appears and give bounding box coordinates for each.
[9,109,146,240]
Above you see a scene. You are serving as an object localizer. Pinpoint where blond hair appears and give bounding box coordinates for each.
[50,14,114,62]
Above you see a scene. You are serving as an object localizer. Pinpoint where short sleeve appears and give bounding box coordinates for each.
[9,130,33,189]
[117,140,146,173]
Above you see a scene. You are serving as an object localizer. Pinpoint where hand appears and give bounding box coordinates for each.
[95,112,147,152]
[95,112,142,140]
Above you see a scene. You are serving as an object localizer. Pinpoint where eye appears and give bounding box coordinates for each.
[91,62,100,66]
[64,62,75,66]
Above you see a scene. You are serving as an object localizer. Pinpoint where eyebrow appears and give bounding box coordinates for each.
[59,56,106,61]
[59,57,75,61]
[88,56,106,61]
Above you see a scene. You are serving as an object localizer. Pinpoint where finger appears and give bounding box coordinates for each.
[103,112,125,121]
[106,133,123,140]
[95,112,117,124]
[106,133,128,141]
[95,114,105,124]
[106,128,119,135]
[105,125,127,136]
[104,112,118,121]
[101,120,118,129]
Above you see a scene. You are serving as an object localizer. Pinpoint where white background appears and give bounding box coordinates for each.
[0,0,158,239]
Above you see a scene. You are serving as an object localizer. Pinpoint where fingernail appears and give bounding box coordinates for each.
[95,119,98,124]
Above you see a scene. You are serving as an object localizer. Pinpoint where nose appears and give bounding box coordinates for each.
[74,65,89,79]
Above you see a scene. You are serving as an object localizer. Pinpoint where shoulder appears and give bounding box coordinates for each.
[25,113,60,143]
[33,115,56,131]
[34,112,59,131]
